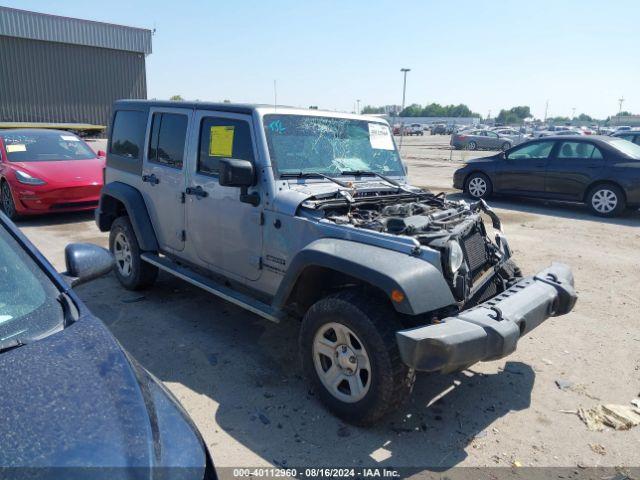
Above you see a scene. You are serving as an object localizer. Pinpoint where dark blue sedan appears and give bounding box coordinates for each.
[0,212,215,479]
[453,136,640,217]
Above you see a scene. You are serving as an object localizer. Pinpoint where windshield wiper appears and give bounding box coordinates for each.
[339,170,418,194]
[280,172,351,188]
[0,338,25,354]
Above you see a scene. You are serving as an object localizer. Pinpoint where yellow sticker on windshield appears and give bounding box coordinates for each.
[5,144,26,153]
[209,126,235,157]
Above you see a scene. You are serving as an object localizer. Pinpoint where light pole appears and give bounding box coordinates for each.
[400,68,411,112]
[618,96,625,114]
[544,100,549,123]
[572,107,576,122]
[357,99,361,115]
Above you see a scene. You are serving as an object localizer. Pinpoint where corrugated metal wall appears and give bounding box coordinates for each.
[0,35,147,126]
[0,6,152,54]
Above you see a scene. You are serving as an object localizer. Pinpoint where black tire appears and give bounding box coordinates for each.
[467,141,477,150]
[1,181,19,221]
[501,142,511,151]
[300,290,415,426]
[464,172,493,199]
[586,184,626,217]
[109,216,158,290]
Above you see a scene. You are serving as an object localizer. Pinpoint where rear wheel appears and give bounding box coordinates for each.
[1,181,18,220]
[465,172,492,199]
[467,141,477,150]
[300,290,415,425]
[109,216,158,290]
[587,184,625,217]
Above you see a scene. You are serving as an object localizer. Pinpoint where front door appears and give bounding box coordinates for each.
[495,140,555,194]
[186,110,263,282]
[141,108,191,252]
[545,141,604,200]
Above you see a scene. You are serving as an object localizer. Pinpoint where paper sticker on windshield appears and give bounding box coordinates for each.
[60,135,79,142]
[5,144,26,153]
[209,126,235,157]
[368,123,394,150]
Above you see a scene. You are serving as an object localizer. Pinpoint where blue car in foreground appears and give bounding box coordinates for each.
[0,212,215,479]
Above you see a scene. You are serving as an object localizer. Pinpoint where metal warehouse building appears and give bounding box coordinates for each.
[0,7,152,127]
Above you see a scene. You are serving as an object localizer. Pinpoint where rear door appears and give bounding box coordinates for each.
[185,110,263,281]
[545,140,605,200]
[495,140,555,194]
[141,108,191,252]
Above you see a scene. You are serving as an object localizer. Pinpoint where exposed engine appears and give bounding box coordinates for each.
[307,191,517,310]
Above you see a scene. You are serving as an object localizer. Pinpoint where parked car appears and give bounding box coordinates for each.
[536,129,583,138]
[614,126,632,132]
[0,212,215,477]
[453,136,640,216]
[612,130,640,145]
[96,100,577,424]
[493,128,531,145]
[430,123,448,135]
[404,123,424,136]
[450,129,513,151]
[0,129,105,220]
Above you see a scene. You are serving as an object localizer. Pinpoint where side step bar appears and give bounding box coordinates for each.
[140,253,281,323]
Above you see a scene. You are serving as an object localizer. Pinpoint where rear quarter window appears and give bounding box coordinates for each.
[108,110,148,174]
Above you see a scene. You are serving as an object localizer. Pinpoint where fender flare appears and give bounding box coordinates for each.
[96,182,159,252]
[272,238,455,315]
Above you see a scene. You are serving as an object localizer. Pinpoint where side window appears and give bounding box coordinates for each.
[198,117,255,176]
[507,141,554,160]
[634,136,640,146]
[110,110,147,159]
[147,113,188,169]
[557,141,601,159]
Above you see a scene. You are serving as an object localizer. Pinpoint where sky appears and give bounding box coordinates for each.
[3,0,639,119]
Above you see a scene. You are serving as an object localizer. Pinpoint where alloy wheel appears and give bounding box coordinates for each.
[468,177,487,197]
[1,183,16,218]
[313,322,371,403]
[113,232,133,277]
[591,189,618,214]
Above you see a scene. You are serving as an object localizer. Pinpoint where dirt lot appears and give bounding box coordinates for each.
[17,135,640,471]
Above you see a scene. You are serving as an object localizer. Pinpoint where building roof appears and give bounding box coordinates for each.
[0,6,152,54]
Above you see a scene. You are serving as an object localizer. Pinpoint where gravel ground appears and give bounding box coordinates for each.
[16,135,640,471]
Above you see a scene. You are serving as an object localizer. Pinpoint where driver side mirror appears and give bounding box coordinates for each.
[62,243,113,287]
[218,158,260,206]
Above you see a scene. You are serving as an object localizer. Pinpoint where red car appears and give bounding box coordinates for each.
[0,129,105,219]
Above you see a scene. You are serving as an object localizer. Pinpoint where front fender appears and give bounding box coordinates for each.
[272,238,455,315]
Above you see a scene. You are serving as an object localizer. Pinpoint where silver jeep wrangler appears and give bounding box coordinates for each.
[97,100,577,424]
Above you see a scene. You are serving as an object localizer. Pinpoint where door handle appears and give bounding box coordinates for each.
[142,173,160,185]
[185,186,208,198]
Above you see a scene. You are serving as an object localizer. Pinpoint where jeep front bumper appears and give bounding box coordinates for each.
[396,263,577,372]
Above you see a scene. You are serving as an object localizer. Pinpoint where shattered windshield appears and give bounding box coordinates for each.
[263,114,404,177]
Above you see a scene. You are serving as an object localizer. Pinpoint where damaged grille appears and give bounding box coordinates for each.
[461,228,490,280]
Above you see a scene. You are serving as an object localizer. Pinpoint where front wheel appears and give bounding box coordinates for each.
[300,290,415,425]
[1,181,18,220]
[587,184,625,217]
[465,172,493,199]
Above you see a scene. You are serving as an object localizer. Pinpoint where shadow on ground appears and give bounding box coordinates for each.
[15,210,95,228]
[79,273,536,470]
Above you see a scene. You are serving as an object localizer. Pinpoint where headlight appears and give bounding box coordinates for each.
[15,170,46,185]
[447,240,464,273]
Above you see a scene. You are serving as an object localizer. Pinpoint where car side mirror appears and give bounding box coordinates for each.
[500,152,507,159]
[63,243,113,287]
[218,158,260,206]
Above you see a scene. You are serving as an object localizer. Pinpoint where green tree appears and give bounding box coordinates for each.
[577,113,593,122]
[617,111,632,116]
[398,102,479,117]
[496,106,532,124]
[170,95,184,101]
[361,105,385,114]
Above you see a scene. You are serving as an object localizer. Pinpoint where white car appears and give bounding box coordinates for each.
[492,127,531,145]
